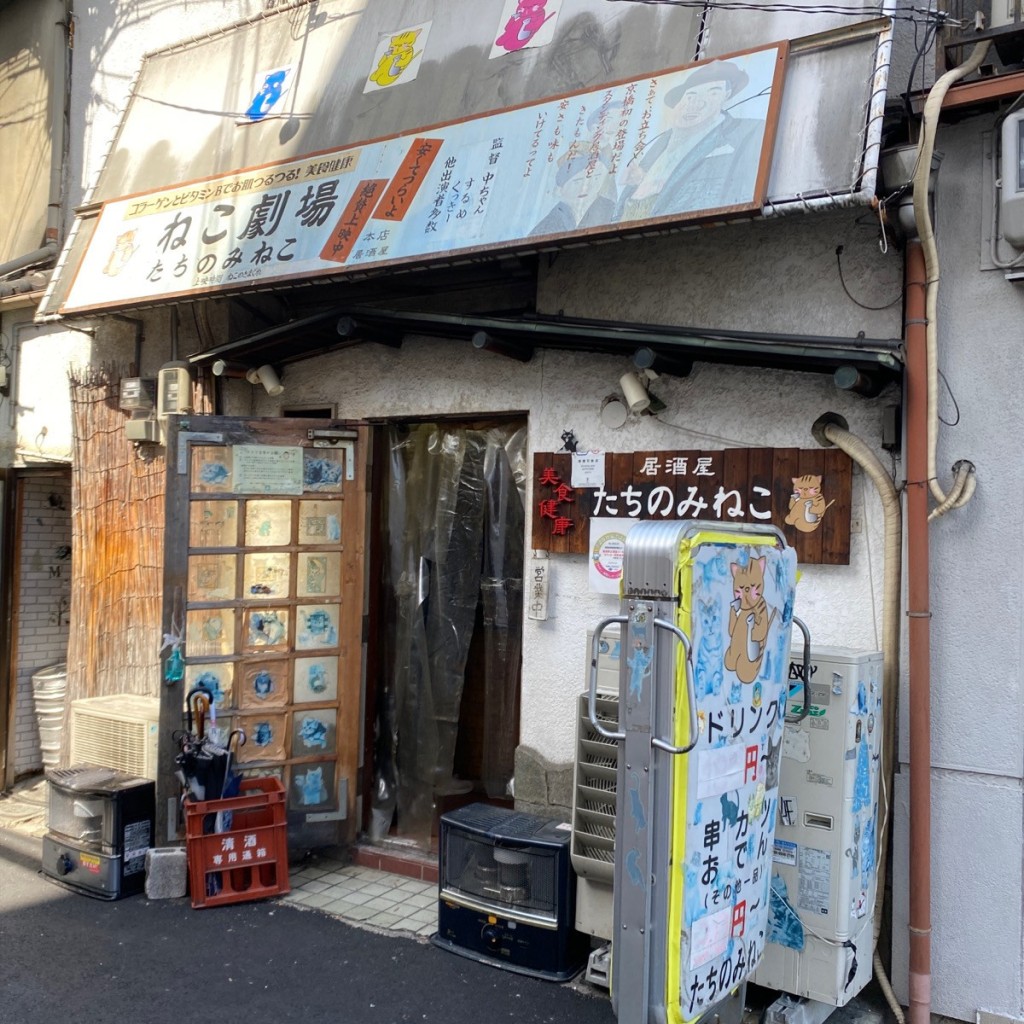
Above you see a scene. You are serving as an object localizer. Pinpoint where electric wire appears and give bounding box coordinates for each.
[603,0,956,24]
[936,367,960,427]
[653,414,764,449]
[835,245,903,310]
[902,15,940,120]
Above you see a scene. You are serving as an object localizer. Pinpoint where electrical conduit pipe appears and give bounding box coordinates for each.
[811,413,903,1023]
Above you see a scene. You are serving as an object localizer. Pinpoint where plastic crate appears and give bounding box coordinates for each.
[184,778,289,909]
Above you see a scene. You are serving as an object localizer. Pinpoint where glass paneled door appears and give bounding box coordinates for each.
[162,416,368,849]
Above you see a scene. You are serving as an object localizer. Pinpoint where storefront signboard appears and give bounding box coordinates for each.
[532,447,852,565]
[59,43,786,314]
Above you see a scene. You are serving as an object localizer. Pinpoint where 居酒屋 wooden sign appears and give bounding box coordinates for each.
[531,448,853,565]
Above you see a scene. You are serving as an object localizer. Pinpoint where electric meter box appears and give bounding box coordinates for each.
[157,364,192,417]
[1001,110,1024,249]
[752,646,883,1005]
[118,377,156,413]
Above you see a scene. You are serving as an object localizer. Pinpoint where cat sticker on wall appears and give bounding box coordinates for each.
[364,23,431,93]
[725,555,776,684]
[784,474,836,534]
[489,0,562,58]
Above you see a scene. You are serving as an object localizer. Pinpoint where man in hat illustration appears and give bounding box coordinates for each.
[529,100,621,237]
[616,59,766,222]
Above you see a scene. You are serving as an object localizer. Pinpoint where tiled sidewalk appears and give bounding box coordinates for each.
[282,859,438,937]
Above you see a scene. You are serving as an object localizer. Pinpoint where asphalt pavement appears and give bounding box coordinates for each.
[0,828,616,1024]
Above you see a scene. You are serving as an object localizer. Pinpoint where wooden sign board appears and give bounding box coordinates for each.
[531,448,852,565]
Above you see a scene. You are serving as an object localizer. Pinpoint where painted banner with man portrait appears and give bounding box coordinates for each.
[60,43,787,315]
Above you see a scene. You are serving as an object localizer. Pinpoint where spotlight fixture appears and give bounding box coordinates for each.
[619,371,651,414]
[245,364,284,396]
[600,395,628,429]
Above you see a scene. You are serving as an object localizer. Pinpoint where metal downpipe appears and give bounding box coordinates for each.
[904,240,931,1024]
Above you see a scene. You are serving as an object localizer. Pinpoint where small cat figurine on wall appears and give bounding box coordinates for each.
[784,474,836,534]
[725,556,776,684]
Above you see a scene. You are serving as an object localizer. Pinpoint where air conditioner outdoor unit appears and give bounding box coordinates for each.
[69,695,161,781]
[569,628,621,943]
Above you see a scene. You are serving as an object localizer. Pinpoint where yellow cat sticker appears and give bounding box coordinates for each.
[784,474,835,534]
[364,23,431,93]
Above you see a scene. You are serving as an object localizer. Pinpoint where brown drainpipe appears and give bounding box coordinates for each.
[904,239,931,1024]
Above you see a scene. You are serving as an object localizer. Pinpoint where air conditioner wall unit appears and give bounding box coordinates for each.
[69,695,161,781]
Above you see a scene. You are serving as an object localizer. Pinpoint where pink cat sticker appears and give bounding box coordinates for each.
[490,0,562,58]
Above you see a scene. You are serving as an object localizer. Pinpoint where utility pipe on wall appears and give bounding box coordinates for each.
[811,412,903,1022]
[904,240,931,1024]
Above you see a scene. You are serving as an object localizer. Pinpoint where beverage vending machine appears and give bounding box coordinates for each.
[587,521,808,1024]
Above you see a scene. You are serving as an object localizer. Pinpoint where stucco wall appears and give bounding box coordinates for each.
[226,206,901,768]
[889,113,1024,1023]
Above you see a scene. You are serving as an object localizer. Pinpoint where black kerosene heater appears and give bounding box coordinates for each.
[41,765,155,900]
[432,803,588,981]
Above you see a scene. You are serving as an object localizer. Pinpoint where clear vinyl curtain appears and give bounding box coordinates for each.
[371,423,526,843]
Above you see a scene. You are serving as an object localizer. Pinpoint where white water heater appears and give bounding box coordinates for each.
[752,646,883,1005]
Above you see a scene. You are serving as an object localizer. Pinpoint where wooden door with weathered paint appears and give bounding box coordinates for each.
[159,416,368,849]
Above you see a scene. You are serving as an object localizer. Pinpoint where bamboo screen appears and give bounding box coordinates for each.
[60,367,167,759]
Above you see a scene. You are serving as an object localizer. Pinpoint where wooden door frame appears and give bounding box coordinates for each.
[159,416,370,848]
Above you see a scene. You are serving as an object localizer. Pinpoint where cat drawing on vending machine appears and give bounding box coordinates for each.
[724,556,775,684]
[784,474,836,533]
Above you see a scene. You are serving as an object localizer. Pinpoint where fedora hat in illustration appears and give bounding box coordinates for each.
[665,60,749,107]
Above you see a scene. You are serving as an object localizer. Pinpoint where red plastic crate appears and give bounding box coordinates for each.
[185,778,290,909]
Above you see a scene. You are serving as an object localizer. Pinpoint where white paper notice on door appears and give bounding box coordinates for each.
[696,744,747,799]
[689,905,733,970]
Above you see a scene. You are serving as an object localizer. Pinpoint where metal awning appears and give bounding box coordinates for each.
[188,305,903,387]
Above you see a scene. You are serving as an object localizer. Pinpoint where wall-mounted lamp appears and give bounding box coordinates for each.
[245,364,284,396]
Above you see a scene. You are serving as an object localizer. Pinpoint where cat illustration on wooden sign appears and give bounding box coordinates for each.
[784,474,836,534]
[725,556,776,684]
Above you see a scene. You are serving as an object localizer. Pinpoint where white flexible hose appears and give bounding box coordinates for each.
[911,40,991,513]
[819,422,903,1022]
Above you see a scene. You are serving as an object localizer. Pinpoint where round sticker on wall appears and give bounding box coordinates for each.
[592,531,627,580]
